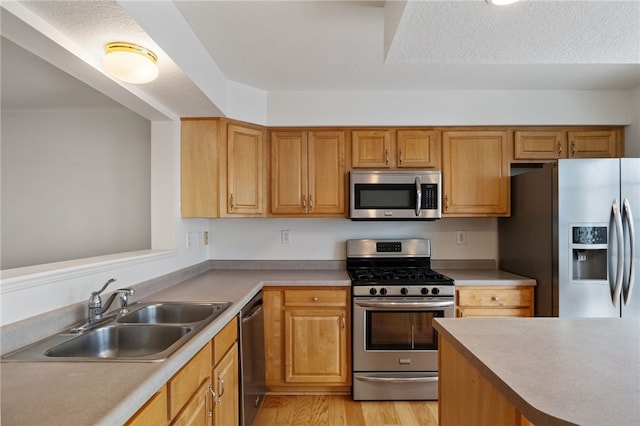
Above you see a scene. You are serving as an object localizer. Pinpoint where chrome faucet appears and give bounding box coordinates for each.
[72,278,135,333]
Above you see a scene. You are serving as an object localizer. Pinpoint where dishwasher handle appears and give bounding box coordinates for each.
[241,298,263,323]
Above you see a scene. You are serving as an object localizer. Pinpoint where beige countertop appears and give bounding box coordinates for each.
[434,317,640,426]
[1,266,533,425]
[440,268,536,286]
[0,269,349,426]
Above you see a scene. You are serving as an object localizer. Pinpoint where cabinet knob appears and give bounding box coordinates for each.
[491,296,500,302]
[313,297,319,302]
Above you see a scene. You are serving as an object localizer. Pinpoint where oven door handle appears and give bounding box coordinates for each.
[354,300,454,309]
[355,374,438,384]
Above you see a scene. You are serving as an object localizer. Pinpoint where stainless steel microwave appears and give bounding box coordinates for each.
[349,170,442,220]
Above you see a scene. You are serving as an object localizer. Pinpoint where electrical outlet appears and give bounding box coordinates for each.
[281,230,292,244]
[186,232,193,249]
[456,230,467,245]
[203,231,209,245]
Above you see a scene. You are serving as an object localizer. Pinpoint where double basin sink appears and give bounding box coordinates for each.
[2,302,231,362]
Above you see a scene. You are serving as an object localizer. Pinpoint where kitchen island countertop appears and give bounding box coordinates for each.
[434,317,640,426]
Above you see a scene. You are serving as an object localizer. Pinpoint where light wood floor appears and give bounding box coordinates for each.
[253,395,438,426]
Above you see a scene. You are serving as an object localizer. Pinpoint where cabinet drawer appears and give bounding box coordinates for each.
[213,318,238,365]
[284,289,348,307]
[457,307,533,318]
[167,343,212,419]
[456,287,532,308]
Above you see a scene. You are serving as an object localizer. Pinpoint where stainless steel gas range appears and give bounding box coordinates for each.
[347,238,454,401]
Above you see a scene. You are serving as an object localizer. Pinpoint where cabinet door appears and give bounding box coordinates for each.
[180,119,219,218]
[442,130,510,216]
[126,386,168,426]
[167,344,212,421]
[213,343,239,426]
[223,123,266,216]
[568,130,619,158]
[270,131,308,215]
[513,130,566,160]
[283,308,348,384]
[307,131,346,216]
[351,130,392,168]
[171,380,211,426]
[396,129,440,168]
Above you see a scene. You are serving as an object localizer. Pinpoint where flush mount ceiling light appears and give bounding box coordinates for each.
[102,42,159,84]
[486,0,521,5]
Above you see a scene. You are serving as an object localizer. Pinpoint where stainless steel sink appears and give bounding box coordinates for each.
[1,301,232,362]
[117,302,231,324]
[45,324,192,360]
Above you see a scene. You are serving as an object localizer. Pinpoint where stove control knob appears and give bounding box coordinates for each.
[421,287,429,295]
[401,287,409,295]
[369,288,377,295]
[431,287,440,295]
[380,288,388,295]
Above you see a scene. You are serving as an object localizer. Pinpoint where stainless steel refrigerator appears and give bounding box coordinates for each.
[499,158,639,317]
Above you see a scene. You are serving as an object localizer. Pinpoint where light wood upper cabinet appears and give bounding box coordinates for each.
[396,129,440,169]
[220,122,267,216]
[351,129,393,168]
[514,130,566,160]
[513,128,623,161]
[263,287,351,393]
[442,130,510,217]
[270,130,346,216]
[352,129,439,169]
[181,118,267,218]
[181,119,220,218]
[567,129,620,158]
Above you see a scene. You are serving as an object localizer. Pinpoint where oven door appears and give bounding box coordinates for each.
[352,297,454,372]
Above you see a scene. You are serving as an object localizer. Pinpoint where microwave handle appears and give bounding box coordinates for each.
[415,176,422,216]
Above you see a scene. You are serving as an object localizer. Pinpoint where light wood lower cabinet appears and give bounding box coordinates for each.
[456,286,534,317]
[264,287,351,393]
[125,386,168,426]
[212,320,239,426]
[439,337,534,426]
[126,319,239,426]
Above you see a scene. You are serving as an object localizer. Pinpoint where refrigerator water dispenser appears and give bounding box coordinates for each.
[571,226,608,281]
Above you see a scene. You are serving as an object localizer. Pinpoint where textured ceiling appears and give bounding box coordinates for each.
[2,0,640,116]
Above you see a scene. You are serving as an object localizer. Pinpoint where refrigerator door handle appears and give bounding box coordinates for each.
[612,199,624,306]
[622,199,636,305]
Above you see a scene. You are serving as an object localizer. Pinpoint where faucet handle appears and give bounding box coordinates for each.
[92,278,117,297]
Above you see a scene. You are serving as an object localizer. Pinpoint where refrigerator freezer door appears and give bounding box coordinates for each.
[558,159,621,317]
[621,158,640,318]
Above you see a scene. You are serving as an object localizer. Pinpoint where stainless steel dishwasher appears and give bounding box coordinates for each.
[239,291,265,426]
